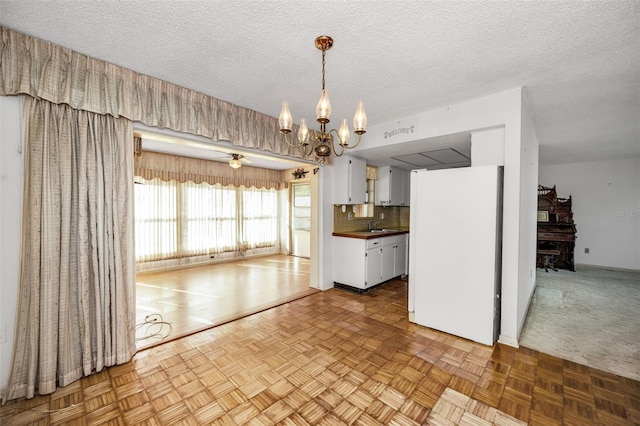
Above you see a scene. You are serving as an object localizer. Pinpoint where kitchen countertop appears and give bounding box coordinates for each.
[332,228,409,240]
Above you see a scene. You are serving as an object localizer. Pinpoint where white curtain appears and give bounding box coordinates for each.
[240,186,279,249]
[134,178,178,261]
[3,97,136,401]
[134,180,281,263]
[181,181,238,256]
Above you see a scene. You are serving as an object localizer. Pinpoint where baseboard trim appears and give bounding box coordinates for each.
[498,335,519,348]
[575,263,640,273]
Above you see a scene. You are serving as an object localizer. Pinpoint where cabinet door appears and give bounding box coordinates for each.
[365,248,382,287]
[375,166,391,205]
[333,236,367,289]
[333,155,366,204]
[381,245,395,282]
[376,166,407,206]
[401,169,411,206]
[394,240,407,277]
[349,156,367,204]
[389,168,404,206]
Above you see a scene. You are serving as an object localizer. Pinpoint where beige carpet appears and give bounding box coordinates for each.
[520,265,640,381]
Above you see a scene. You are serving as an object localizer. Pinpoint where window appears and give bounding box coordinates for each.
[292,183,311,231]
[182,182,237,255]
[134,178,280,262]
[134,179,177,261]
[241,187,278,248]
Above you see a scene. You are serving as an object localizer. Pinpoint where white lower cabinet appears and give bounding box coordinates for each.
[366,245,383,287]
[393,239,407,278]
[381,244,395,282]
[333,233,408,290]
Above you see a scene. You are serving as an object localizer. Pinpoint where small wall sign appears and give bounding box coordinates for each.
[384,125,415,139]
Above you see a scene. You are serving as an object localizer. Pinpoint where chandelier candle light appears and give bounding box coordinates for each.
[279,36,367,158]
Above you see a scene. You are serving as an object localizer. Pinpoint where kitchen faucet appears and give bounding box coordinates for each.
[368,221,381,231]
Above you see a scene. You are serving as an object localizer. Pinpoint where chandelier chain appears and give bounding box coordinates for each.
[321,49,326,91]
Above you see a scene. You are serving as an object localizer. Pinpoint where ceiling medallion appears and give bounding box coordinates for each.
[278,36,367,158]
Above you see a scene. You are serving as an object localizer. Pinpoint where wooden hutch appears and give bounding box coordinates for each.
[537,185,577,271]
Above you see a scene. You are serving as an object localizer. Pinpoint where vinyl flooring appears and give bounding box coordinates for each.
[135,255,317,349]
[2,279,638,425]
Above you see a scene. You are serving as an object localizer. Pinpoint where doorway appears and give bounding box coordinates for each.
[291,182,311,258]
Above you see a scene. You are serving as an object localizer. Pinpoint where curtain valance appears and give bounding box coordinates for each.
[135,151,288,190]
[0,26,318,162]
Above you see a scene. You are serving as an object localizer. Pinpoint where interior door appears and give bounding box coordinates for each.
[291,183,311,258]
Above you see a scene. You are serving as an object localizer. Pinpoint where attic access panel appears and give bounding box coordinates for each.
[421,148,470,164]
[392,148,470,168]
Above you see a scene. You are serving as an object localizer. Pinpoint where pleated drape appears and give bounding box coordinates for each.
[134,150,288,191]
[2,97,136,401]
[0,26,323,163]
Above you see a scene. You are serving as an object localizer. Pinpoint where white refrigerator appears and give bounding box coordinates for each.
[408,165,503,346]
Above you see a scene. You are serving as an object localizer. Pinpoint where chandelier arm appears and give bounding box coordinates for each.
[328,128,363,151]
[331,140,346,157]
[341,133,364,150]
[304,141,315,157]
[282,131,304,149]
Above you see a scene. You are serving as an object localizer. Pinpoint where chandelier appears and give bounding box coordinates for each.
[278,36,367,158]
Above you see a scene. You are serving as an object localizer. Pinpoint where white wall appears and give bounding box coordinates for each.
[539,157,640,270]
[471,127,505,167]
[517,93,540,336]
[353,87,538,346]
[316,165,335,290]
[0,95,22,391]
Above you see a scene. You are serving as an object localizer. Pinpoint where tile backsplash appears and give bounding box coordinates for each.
[333,205,410,233]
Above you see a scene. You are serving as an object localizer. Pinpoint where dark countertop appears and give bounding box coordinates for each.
[332,228,409,240]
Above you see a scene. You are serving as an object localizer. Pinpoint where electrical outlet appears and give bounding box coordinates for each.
[347,212,354,220]
[584,248,590,254]
[380,212,384,220]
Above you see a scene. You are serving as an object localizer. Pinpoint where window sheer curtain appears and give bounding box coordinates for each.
[134,180,281,263]
[240,186,279,249]
[134,178,178,261]
[3,97,136,401]
[181,181,238,256]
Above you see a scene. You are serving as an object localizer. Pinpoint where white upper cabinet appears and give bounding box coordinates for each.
[332,155,366,205]
[375,166,410,206]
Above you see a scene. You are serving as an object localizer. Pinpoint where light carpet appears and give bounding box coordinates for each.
[520,265,640,381]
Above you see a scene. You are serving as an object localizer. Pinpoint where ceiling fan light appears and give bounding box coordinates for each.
[229,158,242,169]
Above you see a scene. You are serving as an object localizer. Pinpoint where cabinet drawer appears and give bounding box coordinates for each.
[366,238,382,249]
[382,234,407,246]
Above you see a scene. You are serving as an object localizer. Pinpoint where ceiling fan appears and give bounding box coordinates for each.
[228,153,252,169]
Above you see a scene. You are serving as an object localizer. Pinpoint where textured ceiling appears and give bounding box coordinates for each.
[1,1,638,167]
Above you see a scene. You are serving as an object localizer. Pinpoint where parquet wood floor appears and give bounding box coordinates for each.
[2,279,638,425]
